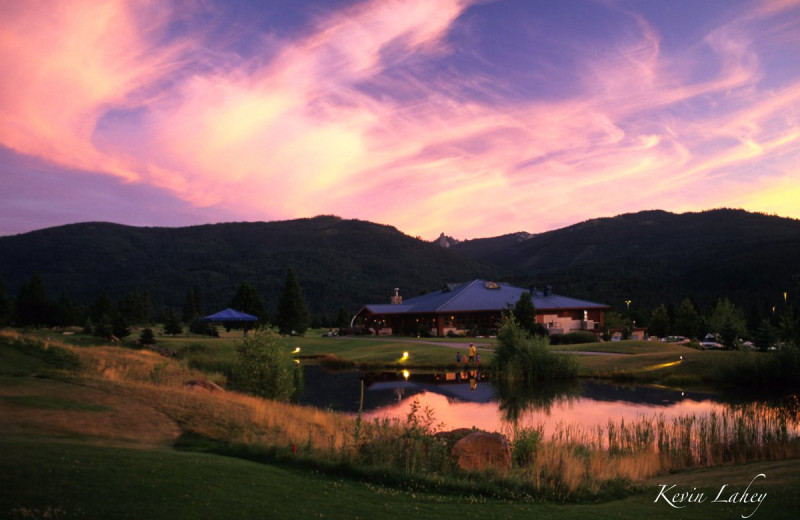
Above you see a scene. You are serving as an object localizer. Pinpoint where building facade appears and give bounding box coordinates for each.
[354,280,609,337]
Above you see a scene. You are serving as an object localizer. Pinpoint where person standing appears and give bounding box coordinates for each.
[468,343,476,365]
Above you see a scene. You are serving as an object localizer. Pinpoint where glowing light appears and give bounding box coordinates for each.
[642,359,682,371]
[293,347,301,354]
[402,370,410,380]
[401,351,409,361]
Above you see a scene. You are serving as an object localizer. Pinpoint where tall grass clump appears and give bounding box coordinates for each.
[354,398,451,475]
[492,317,578,383]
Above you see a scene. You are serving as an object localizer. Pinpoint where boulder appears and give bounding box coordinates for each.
[451,431,511,472]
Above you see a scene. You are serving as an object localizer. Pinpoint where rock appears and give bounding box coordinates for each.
[183,379,224,392]
[451,431,511,472]
[434,428,474,449]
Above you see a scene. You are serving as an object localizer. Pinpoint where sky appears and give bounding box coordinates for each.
[1,0,799,240]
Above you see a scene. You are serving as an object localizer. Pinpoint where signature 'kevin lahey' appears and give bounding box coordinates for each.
[654,473,767,519]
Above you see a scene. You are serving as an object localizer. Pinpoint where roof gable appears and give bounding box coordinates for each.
[364,280,608,314]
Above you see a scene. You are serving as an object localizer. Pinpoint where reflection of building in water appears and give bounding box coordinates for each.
[363,370,490,403]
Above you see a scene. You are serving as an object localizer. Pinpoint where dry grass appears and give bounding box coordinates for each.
[1,330,356,455]
[3,329,798,498]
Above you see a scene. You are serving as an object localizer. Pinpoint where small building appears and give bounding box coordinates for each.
[354,280,609,337]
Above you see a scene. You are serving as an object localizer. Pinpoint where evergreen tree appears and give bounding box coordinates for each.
[336,307,352,328]
[90,292,115,337]
[0,279,11,326]
[674,299,701,339]
[163,309,183,336]
[230,281,266,322]
[16,273,49,328]
[111,311,131,339]
[648,304,671,338]
[182,286,204,324]
[276,268,310,336]
[707,298,747,347]
[753,319,777,351]
[513,291,539,336]
[52,291,77,330]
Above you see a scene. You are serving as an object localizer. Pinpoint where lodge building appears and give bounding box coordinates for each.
[354,279,609,337]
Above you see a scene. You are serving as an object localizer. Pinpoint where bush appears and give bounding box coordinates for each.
[492,317,579,383]
[230,327,296,400]
[138,328,156,346]
[512,426,543,467]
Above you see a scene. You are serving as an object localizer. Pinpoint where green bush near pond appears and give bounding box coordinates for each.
[492,317,579,383]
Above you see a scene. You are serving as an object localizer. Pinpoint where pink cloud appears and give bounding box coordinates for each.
[1,0,798,239]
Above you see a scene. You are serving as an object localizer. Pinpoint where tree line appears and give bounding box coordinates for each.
[3,269,797,349]
[0,268,354,339]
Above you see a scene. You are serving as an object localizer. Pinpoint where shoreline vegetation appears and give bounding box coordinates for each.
[2,327,799,518]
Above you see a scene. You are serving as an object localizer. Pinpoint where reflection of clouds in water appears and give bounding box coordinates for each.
[362,389,737,439]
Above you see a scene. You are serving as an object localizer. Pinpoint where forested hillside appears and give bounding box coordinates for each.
[453,209,800,316]
[0,216,496,317]
[1,209,799,334]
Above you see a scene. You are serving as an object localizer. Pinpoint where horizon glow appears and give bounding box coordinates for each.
[1,0,799,240]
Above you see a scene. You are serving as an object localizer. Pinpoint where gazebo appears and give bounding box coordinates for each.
[202,308,259,333]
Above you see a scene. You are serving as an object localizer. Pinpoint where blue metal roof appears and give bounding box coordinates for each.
[364,280,608,315]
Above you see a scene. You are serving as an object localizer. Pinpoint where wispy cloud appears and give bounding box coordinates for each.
[1,0,798,238]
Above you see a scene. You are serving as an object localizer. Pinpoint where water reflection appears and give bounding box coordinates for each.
[297,365,793,436]
[492,377,582,424]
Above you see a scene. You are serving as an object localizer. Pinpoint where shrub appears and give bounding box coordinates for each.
[230,327,296,400]
[493,317,579,383]
[512,426,543,466]
[138,328,156,346]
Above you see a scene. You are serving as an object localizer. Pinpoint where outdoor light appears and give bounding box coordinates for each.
[293,347,301,354]
[679,356,683,360]
[401,351,409,360]
[403,370,410,380]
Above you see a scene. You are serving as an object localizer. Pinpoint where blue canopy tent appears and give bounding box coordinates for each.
[202,308,258,322]
[202,308,259,334]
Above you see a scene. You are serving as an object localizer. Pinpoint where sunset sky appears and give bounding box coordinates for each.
[2,0,799,239]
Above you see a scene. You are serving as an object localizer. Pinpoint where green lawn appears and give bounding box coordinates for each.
[2,437,797,520]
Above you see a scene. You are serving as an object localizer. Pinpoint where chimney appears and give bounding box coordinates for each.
[544,285,552,297]
[390,287,403,305]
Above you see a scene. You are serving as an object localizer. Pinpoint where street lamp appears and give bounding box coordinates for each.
[624,300,632,312]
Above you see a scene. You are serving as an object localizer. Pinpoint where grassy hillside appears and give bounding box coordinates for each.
[2,330,799,519]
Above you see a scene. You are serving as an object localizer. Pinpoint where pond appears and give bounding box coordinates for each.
[296,365,781,436]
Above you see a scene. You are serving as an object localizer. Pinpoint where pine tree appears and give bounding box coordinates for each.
[276,268,310,336]
[513,291,538,336]
[0,279,10,326]
[16,273,49,328]
[163,309,183,336]
[674,299,701,339]
[182,286,204,324]
[230,282,266,321]
[52,291,76,330]
[648,304,671,338]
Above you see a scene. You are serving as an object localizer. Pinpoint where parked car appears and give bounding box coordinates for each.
[662,335,690,345]
[701,333,724,349]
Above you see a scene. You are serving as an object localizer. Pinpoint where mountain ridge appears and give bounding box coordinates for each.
[1,209,799,321]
